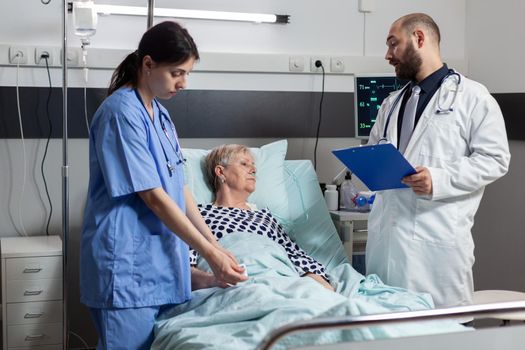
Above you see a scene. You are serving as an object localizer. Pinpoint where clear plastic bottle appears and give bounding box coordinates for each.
[340,172,359,210]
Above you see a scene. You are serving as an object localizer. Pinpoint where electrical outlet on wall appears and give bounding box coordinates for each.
[330,57,345,73]
[35,47,57,66]
[9,46,29,64]
[289,56,305,72]
[62,47,82,67]
[310,56,329,73]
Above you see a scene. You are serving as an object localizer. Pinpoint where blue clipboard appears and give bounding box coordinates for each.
[332,143,416,191]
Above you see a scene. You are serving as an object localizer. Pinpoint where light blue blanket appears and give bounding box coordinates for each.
[153,233,467,349]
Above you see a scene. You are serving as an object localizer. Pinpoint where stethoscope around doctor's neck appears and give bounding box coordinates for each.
[379,69,461,142]
[134,89,186,176]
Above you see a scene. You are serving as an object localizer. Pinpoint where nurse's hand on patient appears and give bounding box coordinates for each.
[213,242,239,265]
[305,273,335,292]
[205,248,248,286]
[402,166,433,195]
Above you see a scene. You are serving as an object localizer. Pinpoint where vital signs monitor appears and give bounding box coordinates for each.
[354,74,408,139]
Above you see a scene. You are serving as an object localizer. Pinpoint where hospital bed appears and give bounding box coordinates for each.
[258,301,525,350]
[151,140,522,350]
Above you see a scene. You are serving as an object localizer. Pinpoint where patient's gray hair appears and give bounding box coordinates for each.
[205,144,251,193]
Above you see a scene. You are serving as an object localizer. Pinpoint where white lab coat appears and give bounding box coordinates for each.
[366,73,510,308]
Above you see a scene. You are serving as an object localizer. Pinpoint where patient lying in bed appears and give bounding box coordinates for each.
[152,144,467,350]
[189,143,333,291]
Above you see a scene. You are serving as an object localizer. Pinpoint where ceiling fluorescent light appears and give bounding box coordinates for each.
[94,5,290,24]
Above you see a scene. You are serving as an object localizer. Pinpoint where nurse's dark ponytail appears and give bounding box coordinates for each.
[108,21,199,95]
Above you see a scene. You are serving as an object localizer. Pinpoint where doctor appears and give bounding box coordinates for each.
[80,21,246,349]
[366,13,510,308]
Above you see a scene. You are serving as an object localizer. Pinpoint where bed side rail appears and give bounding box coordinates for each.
[256,301,525,350]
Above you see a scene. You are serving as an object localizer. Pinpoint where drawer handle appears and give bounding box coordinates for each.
[24,312,44,319]
[353,229,368,233]
[25,334,45,341]
[23,268,43,273]
[24,289,44,296]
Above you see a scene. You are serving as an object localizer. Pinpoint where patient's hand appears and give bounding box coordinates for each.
[191,267,228,290]
[204,248,248,286]
[305,273,335,292]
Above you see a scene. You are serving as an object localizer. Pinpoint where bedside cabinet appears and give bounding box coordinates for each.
[1,236,63,350]
[330,211,368,275]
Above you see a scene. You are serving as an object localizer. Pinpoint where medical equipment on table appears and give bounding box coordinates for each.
[339,173,374,211]
[353,191,375,210]
[324,185,339,211]
[339,171,358,210]
[377,69,461,144]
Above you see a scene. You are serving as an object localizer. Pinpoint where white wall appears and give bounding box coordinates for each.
[0,0,466,57]
[465,0,525,294]
[466,0,525,93]
[0,0,469,235]
[0,1,468,347]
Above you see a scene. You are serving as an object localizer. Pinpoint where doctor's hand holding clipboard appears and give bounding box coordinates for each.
[332,143,418,192]
[401,166,433,195]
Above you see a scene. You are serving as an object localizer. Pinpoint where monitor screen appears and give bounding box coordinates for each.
[354,74,408,139]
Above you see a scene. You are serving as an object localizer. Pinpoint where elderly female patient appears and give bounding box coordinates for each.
[190,144,334,291]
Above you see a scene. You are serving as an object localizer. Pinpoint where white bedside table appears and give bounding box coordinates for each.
[330,210,369,274]
[1,235,63,350]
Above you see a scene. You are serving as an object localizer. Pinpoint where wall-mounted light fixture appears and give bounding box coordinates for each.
[68,3,289,24]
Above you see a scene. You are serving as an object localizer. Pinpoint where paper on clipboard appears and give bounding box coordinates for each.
[332,143,417,191]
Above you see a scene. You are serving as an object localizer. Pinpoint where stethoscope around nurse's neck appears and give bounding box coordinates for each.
[134,89,186,176]
[378,69,461,143]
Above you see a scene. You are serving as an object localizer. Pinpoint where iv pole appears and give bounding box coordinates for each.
[60,1,155,348]
[62,0,69,349]
[148,0,155,28]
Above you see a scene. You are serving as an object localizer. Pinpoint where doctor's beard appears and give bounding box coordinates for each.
[395,42,422,81]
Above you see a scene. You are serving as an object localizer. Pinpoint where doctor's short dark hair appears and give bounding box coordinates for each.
[398,13,441,44]
[108,21,199,95]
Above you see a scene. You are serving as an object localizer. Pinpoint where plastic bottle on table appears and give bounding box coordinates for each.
[324,184,339,211]
[340,172,359,210]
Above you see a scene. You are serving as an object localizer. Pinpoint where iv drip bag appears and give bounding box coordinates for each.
[73,0,97,39]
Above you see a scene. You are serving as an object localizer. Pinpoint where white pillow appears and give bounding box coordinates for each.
[182,140,290,223]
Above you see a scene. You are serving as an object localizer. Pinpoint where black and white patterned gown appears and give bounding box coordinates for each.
[189,204,329,281]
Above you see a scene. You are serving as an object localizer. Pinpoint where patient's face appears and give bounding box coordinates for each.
[223,151,257,195]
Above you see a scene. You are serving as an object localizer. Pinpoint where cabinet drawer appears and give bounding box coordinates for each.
[6,279,62,303]
[7,323,62,348]
[7,300,63,325]
[5,256,62,281]
[8,345,62,350]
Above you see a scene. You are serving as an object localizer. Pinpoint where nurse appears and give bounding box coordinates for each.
[80,21,247,349]
[366,13,510,308]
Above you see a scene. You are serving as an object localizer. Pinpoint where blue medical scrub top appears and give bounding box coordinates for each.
[80,87,191,308]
